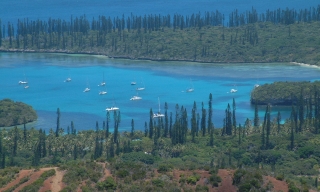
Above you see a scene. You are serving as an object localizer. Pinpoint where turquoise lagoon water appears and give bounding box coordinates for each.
[1,52,320,132]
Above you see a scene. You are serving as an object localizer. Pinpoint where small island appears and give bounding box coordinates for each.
[0,99,37,127]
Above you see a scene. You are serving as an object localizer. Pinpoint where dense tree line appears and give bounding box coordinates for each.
[0,6,320,64]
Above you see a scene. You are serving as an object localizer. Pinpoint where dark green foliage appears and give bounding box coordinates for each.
[233,168,264,191]
[209,174,222,187]
[96,177,116,191]
[158,163,173,173]
[0,99,37,127]
[186,174,201,185]
[152,178,164,187]
[121,152,155,164]
[251,81,320,105]
[2,7,320,65]
[56,108,60,137]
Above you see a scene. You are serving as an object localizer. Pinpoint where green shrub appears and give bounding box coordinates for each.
[186,175,199,185]
[116,169,129,178]
[158,164,173,173]
[152,178,164,188]
[96,177,117,191]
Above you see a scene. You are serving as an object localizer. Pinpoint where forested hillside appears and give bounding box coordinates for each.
[0,6,320,64]
[0,94,319,191]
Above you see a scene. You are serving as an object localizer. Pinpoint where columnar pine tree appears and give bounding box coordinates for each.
[290,109,295,150]
[144,122,148,137]
[149,108,154,139]
[131,119,134,138]
[254,102,259,132]
[232,98,237,135]
[56,108,60,137]
[277,111,281,134]
[191,101,197,142]
[164,102,168,137]
[266,104,271,149]
[106,111,110,138]
[201,102,206,136]
[298,89,304,132]
[208,93,213,133]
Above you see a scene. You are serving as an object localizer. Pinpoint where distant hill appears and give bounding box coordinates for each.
[0,99,37,127]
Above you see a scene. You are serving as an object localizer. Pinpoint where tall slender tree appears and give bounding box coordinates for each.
[208,93,213,133]
[56,108,60,137]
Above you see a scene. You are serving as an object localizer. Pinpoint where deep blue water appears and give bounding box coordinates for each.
[1,52,320,132]
[0,0,319,24]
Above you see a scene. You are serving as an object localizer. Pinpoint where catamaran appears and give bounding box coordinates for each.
[130,92,142,100]
[106,106,119,111]
[153,97,165,118]
[130,95,142,100]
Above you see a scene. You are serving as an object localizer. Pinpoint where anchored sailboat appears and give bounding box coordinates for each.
[153,97,164,118]
[98,73,106,86]
[186,79,194,92]
[19,72,28,84]
[83,80,90,92]
[230,84,238,93]
[136,78,145,91]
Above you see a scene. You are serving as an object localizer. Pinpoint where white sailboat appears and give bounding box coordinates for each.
[131,78,136,85]
[99,90,107,95]
[98,73,106,86]
[19,73,28,84]
[136,78,145,91]
[64,77,72,82]
[186,79,194,92]
[24,83,29,89]
[99,85,107,95]
[83,80,90,92]
[230,84,237,93]
[153,97,165,118]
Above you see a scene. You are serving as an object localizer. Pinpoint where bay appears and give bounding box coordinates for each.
[0,52,319,132]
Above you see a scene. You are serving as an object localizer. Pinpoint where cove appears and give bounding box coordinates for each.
[0,52,320,132]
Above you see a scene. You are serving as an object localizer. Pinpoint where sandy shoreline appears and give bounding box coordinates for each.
[290,62,320,69]
[1,49,320,67]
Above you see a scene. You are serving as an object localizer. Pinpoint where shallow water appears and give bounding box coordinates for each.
[0,52,319,132]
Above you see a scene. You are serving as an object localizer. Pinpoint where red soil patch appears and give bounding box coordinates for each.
[0,169,33,191]
[171,169,237,192]
[39,167,66,192]
[264,176,288,192]
[215,169,237,192]
[13,168,51,191]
